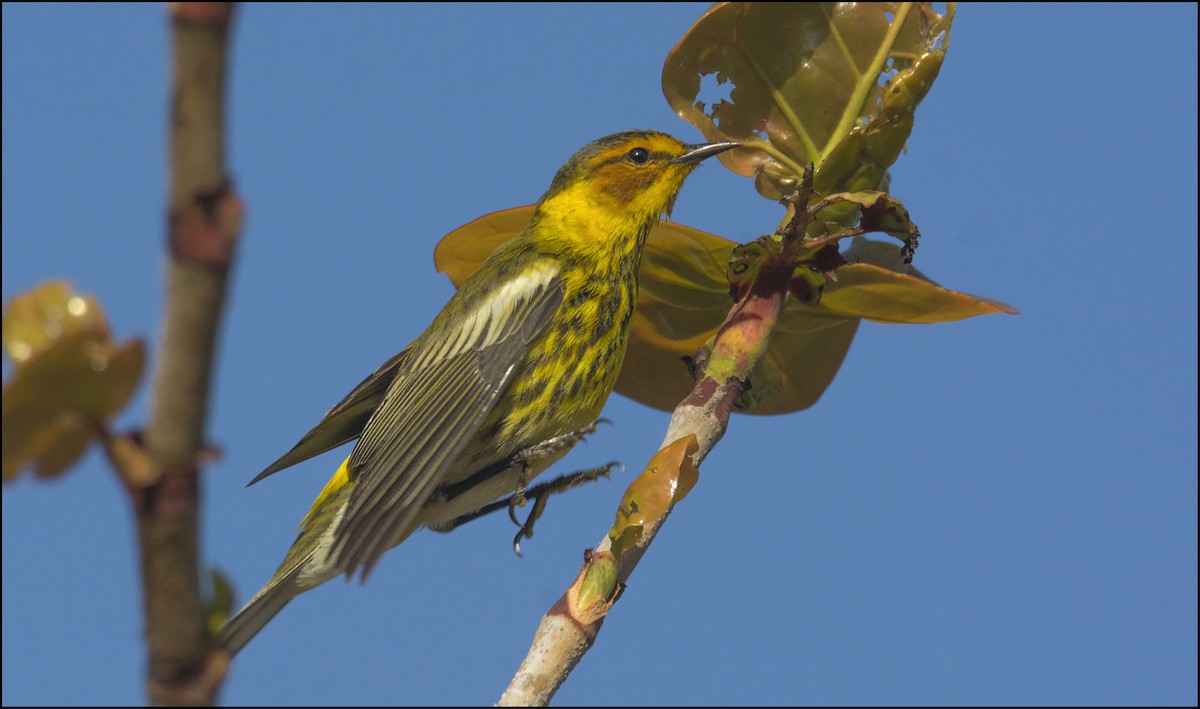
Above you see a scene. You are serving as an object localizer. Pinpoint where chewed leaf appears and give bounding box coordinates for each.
[607,434,699,559]
[823,191,919,237]
[726,238,776,303]
[811,190,921,261]
[433,208,1012,416]
[663,2,954,199]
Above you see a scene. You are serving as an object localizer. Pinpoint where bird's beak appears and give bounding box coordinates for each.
[674,140,741,164]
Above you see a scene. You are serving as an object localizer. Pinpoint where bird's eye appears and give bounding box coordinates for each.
[627,147,650,164]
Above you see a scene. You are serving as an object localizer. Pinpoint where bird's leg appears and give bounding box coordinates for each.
[508,463,531,516]
[504,418,609,520]
[440,462,621,555]
[437,418,611,505]
[434,419,615,552]
[511,419,610,481]
[508,462,620,555]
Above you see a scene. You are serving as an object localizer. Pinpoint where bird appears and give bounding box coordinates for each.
[216,130,739,657]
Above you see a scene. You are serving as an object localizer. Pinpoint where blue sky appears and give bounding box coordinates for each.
[3,3,1196,706]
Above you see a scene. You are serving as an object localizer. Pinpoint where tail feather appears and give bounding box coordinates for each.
[217,568,303,657]
[222,475,349,656]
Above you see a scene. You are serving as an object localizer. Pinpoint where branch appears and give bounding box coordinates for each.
[498,166,819,706]
[132,3,240,705]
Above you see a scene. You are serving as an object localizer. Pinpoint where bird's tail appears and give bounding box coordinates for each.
[217,566,304,657]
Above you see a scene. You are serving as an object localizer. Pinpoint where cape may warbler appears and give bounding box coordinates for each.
[218,130,737,656]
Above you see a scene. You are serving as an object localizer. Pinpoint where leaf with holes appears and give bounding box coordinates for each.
[608,434,699,559]
[663,2,954,202]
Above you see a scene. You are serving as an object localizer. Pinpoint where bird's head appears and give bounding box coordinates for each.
[538,131,739,236]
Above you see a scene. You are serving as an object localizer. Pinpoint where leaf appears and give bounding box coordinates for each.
[726,237,775,303]
[431,206,533,286]
[432,5,987,416]
[824,237,1019,323]
[573,551,619,621]
[607,434,699,559]
[2,282,146,482]
[206,568,236,638]
[663,2,954,200]
[2,280,108,366]
[434,209,1014,415]
[823,191,919,240]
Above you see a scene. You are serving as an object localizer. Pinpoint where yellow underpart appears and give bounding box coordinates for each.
[298,455,352,531]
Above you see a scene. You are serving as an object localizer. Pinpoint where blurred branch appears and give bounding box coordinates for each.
[498,167,819,706]
[133,3,240,704]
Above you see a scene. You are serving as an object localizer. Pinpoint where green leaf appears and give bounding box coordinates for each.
[823,191,919,239]
[576,554,618,610]
[434,209,1012,416]
[2,282,145,482]
[2,280,109,366]
[663,2,954,200]
[206,568,236,638]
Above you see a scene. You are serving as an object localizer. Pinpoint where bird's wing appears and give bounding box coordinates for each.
[334,263,564,579]
[248,348,413,486]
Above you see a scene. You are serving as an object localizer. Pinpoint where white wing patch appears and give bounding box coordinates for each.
[458,260,560,352]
